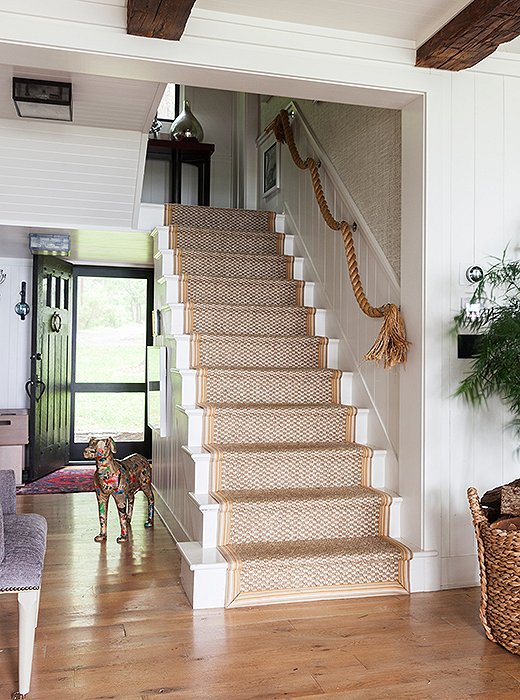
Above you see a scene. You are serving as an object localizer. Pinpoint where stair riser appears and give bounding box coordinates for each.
[225,553,405,606]
[155,226,294,255]
[175,399,368,449]
[188,305,314,337]
[182,490,400,553]
[204,406,357,446]
[165,203,276,232]
[167,334,339,371]
[199,369,343,405]
[160,275,314,310]
[217,496,386,545]
[175,250,293,280]
[161,304,325,337]
[210,445,370,492]
[173,368,351,407]
[171,228,284,256]
[156,247,304,281]
[193,333,326,369]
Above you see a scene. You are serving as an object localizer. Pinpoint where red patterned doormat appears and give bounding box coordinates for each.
[17,467,95,495]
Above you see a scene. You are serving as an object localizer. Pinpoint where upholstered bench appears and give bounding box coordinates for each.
[0,469,47,699]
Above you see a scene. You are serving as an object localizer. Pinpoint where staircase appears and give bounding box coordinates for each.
[152,203,412,608]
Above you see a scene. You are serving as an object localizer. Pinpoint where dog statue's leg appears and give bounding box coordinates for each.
[126,493,135,524]
[94,490,109,542]
[114,493,129,543]
[143,485,154,528]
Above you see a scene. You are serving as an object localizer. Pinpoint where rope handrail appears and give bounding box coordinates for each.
[265,108,409,369]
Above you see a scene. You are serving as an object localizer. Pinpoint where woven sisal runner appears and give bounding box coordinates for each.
[165,203,411,606]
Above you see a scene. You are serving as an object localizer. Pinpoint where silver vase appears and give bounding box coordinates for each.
[170,100,204,142]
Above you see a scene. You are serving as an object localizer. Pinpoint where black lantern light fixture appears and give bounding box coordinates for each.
[12,77,73,121]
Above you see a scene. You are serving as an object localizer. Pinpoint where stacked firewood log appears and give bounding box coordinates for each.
[480,480,520,530]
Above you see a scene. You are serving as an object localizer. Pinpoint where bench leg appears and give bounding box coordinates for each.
[17,589,39,697]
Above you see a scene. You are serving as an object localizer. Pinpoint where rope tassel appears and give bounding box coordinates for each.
[266,109,410,368]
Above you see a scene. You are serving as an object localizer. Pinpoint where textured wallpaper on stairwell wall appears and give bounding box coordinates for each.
[260,98,402,279]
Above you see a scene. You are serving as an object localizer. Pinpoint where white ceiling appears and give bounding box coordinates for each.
[0,65,163,133]
[196,0,473,46]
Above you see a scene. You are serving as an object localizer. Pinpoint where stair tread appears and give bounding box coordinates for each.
[201,367,337,375]
[218,485,380,503]
[221,535,406,562]
[173,227,281,240]
[192,332,322,339]
[201,402,352,409]
[182,274,298,285]
[190,301,309,311]
[210,441,367,454]
[178,248,291,262]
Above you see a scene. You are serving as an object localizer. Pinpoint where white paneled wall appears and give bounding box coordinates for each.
[0,258,31,409]
[442,72,520,587]
[262,110,401,491]
[0,119,147,229]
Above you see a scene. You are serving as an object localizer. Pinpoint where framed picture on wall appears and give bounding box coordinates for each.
[261,137,280,198]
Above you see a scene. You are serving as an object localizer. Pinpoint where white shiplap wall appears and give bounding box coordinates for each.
[0,258,31,409]
[442,71,520,587]
[0,119,147,229]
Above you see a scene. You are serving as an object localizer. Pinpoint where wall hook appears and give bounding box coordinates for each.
[14,281,30,321]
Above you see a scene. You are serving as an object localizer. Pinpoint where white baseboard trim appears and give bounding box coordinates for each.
[441,553,479,590]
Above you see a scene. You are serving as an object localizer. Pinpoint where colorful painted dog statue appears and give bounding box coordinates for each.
[83,436,154,543]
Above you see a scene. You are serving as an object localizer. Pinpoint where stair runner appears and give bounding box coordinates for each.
[165,203,411,607]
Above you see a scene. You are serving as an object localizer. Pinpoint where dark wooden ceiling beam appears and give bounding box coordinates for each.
[127,0,196,41]
[416,0,520,71]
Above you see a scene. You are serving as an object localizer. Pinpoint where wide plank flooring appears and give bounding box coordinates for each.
[1,492,519,699]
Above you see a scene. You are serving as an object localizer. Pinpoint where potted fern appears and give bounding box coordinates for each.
[454,252,520,431]
[455,251,520,654]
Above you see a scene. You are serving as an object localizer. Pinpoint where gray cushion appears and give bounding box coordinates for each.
[0,502,4,563]
[0,470,16,515]
[0,513,47,591]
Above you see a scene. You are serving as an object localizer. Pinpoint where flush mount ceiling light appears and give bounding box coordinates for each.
[12,77,73,121]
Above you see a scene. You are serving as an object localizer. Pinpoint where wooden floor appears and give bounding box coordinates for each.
[1,494,520,699]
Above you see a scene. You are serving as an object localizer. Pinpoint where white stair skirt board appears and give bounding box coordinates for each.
[369,450,388,489]
[187,492,220,548]
[177,542,228,609]
[182,445,212,495]
[151,225,170,252]
[407,547,440,593]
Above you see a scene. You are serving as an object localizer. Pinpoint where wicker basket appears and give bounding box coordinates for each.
[467,487,520,654]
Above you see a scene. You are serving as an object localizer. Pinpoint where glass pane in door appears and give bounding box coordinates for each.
[74,392,145,443]
[75,277,147,383]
